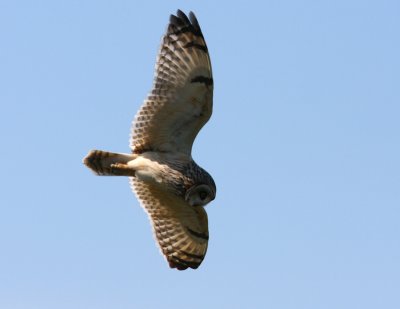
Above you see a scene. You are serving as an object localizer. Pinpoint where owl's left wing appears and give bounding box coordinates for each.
[130,177,209,270]
[130,10,213,156]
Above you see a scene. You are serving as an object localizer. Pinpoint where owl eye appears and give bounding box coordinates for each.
[199,191,208,200]
[185,184,215,207]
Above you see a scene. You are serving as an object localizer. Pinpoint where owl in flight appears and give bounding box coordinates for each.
[83,10,216,270]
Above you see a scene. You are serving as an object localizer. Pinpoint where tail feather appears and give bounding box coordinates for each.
[83,150,136,176]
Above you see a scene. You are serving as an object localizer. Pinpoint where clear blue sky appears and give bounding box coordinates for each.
[1,1,399,308]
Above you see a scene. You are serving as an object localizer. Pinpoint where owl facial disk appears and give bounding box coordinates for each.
[185,184,215,207]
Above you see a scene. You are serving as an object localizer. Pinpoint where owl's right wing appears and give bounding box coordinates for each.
[130,10,213,156]
[130,177,209,270]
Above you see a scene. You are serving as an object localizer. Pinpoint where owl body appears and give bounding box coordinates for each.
[127,151,215,199]
[84,10,216,270]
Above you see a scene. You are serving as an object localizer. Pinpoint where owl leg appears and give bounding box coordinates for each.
[83,150,137,176]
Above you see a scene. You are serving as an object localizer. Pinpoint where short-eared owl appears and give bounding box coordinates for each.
[83,10,215,270]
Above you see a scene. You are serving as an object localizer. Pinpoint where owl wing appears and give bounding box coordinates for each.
[130,10,213,156]
[131,177,209,270]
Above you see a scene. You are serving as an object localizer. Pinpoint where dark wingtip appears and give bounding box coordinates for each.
[168,259,188,270]
[189,11,200,29]
[169,14,182,26]
[167,255,202,270]
[168,10,203,37]
[176,9,190,24]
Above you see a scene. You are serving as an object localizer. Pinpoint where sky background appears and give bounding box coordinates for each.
[1,0,399,308]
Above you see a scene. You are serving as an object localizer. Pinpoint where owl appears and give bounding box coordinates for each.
[83,10,216,270]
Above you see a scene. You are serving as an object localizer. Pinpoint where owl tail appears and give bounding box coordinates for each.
[83,150,137,176]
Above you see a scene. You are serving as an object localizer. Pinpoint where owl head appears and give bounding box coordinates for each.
[184,162,216,207]
[185,183,216,206]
